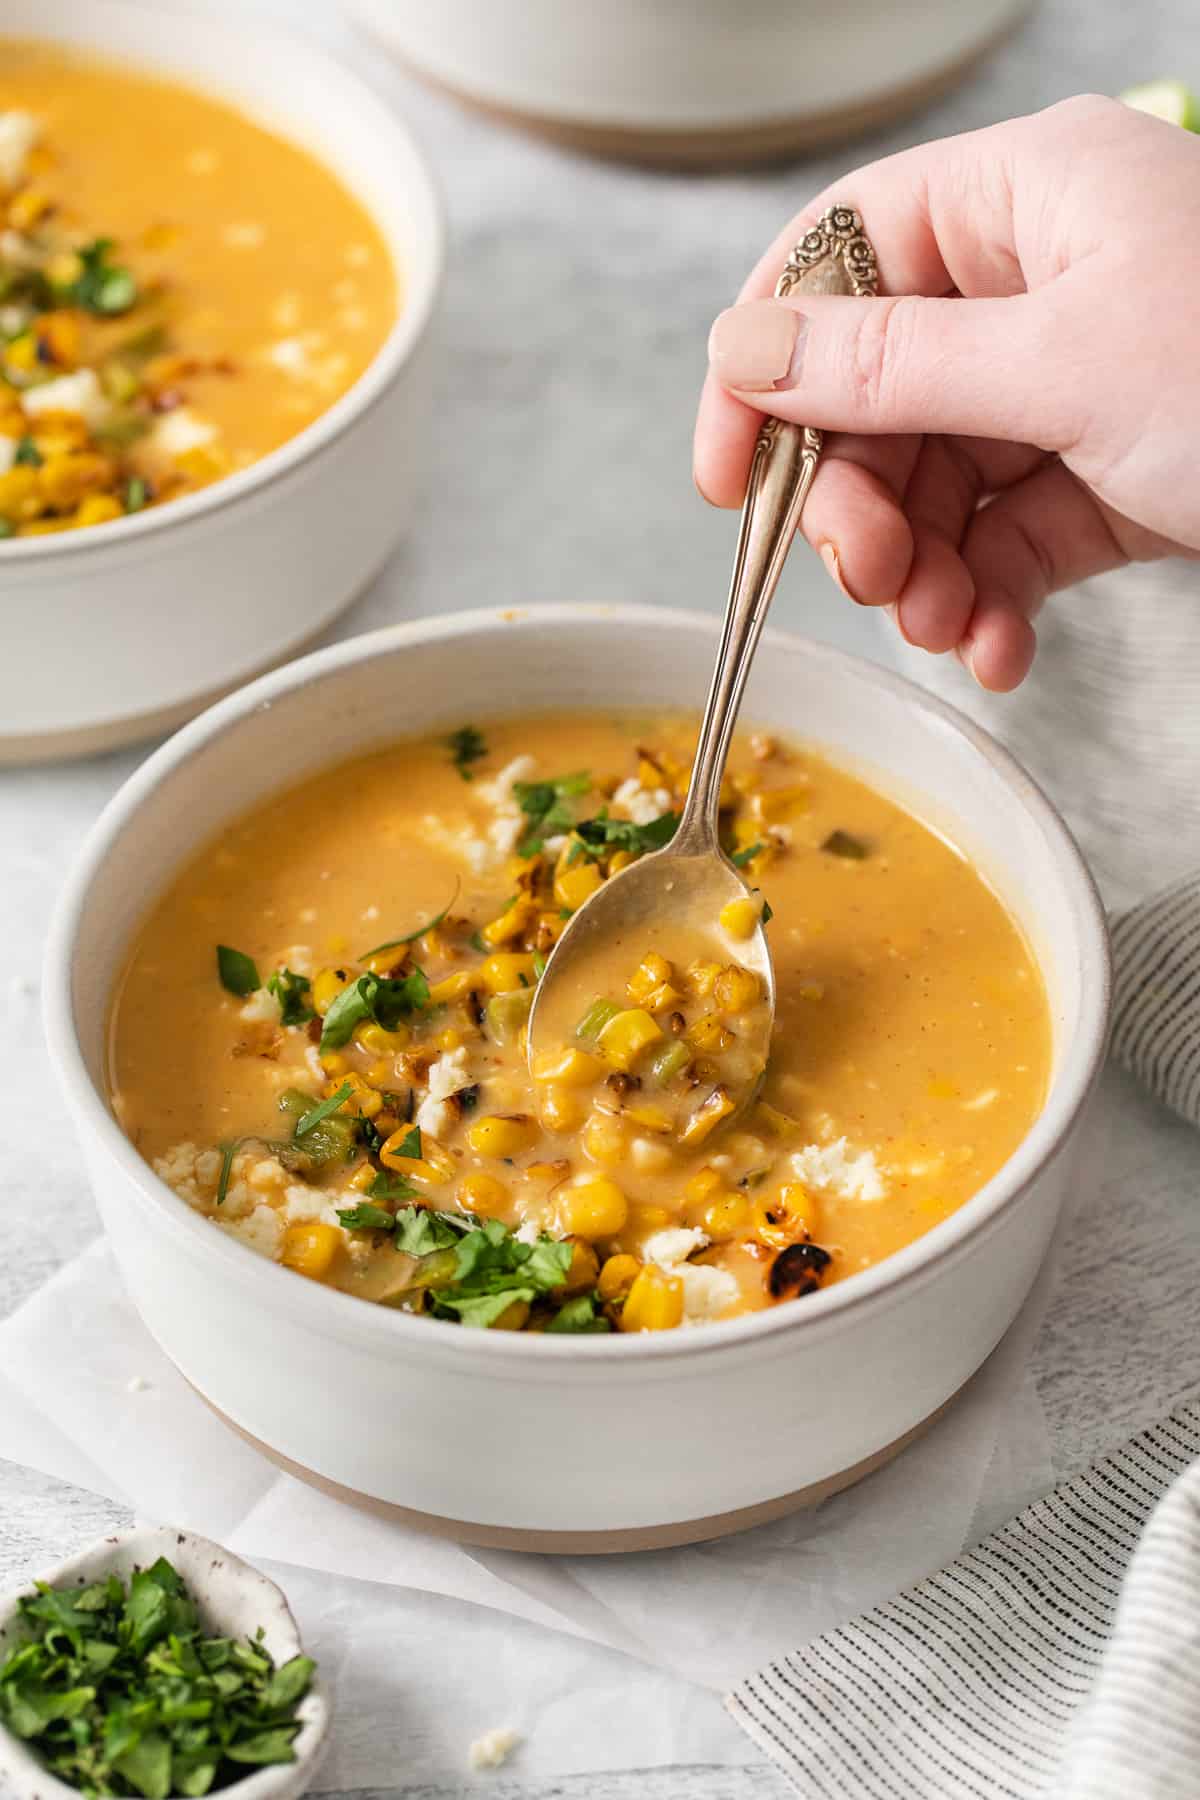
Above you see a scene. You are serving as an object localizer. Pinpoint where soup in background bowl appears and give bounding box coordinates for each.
[44,607,1108,1546]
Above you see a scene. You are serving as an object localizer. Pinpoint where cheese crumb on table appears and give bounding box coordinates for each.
[467,1725,520,1770]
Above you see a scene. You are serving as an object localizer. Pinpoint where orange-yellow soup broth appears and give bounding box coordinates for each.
[110,714,1051,1335]
[0,43,395,534]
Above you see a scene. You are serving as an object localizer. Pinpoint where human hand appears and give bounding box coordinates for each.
[695,97,1200,689]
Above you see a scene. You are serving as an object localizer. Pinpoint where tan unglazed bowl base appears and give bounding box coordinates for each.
[394,17,1022,171]
[193,1379,961,1554]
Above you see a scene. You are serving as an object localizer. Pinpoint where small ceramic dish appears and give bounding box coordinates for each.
[0,0,443,765]
[44,604,1111,1551]
[0,1526,330,1800]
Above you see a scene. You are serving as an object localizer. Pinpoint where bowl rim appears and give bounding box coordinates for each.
[43,602,1112,1367]
[0,1525,330,1800]
[0,0,444,565]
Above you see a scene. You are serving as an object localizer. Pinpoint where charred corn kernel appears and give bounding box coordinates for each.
[468,1113,537,1158]
[558,1173,628,1240]
[626,953,674,1005]
[539,1085,586,1132]
[598,1253,640,1302]
[607,849,637,875]
[458,1171,510,1216]
[752,784,811,822]
[554,861,602,913]
[428,969,475,1003]
[680,1085,736,1147]
[281,1221,341,1280]
[624,1101,673,1135]
[715,964,761,1013]
[701,1192,752,1241]
[685,1167,724,1203]
[480,952,536,994]
[621,1264,684,1332]
[380,1129,454,1182]
[75,493,122,527]
[582,1110,628,1167]
[719,897,760,940]
[532,1046,601,1086]
[36,311,80,368]
[596,1007,663,1072]
[686,1014,734,1054]
[481,894,537,947]
[319,1050,349,1076]
[492,1299,531,1331]
[687,959,722,998]
[327,1072,382,1118]
[347,1163,376,1193]
[313,966,352,1015]
[563,1238,601,1293]
[754,1182,819,1247]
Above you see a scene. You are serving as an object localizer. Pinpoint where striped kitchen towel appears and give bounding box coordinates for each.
[728,1403,1200,1799]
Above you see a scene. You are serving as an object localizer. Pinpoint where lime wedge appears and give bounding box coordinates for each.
[1120,79,1200,130]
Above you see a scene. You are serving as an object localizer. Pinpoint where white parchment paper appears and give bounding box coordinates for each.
[0,1234,1056,1785]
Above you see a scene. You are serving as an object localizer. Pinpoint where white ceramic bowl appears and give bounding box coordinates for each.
[0,1527,330,1800]
[0,0,442,765]
[44,605,1110,1551]
[349,0,1030,166]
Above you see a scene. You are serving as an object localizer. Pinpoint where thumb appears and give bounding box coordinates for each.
[707,291,1074,450]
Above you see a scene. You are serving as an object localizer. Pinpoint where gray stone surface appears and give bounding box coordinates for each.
[3,0,1199,1794]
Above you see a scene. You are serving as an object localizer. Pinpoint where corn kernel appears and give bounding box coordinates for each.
[75,493,123,528]
[754,1182,819,1247]
[680,1085,736,1147]
[557,1173,628,1240]
[701,1192,752,1241]
[313,966,352,1016]
[467,1113,538,1158]
[281,1221,341,1280]
[437,1027,463,1051]
[380,1129,454,1182]
[357,1022,395,1055]
[625,1203,672,1239]
[596,1007,663,1072]
[347,1163,375,1192]
[459,1171,510,1216]
[492,1299,531,1331]
[539,1084,585,1132]
[319,1050,349,1076]
[597,1253,641,1302]
[687,959,722,998]
[621,1264,684,1332]
[686,1014,734,1054]
[607,849,636,875]
[582,1110,628,1167]
[623,1101,673,1135]
[481,895,537,947]
[626,953,674,1005]
[428,969,476,1003]
[531,1046,601,1086]
[684,1166,724,1203]
[562,1237,601,1293]
[554,861,602,913]
[715,964,761,1014]
[719,897,760,940]
[480,952,536,994]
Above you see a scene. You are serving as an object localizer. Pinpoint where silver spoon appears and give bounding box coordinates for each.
[528,207,880,1105]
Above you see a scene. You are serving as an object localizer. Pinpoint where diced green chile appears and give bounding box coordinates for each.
[486,986,533,1046]
[576,997,620,1041]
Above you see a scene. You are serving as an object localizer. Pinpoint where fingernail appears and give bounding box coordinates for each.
[708,300,806,391]
[819,541,862,605]
[956,640,983,685]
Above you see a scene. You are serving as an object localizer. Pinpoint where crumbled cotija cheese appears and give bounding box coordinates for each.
[217,1203,283,1259]
[790,1138,885,1202]
[0,112,38,190]
[641,1226,739,1324]
[149,406,217,458]
[416,1046,475,1137]
[239,986,283,1027]
[21,369,108,429]
[467,1726,520,1770]
[611,777,674,826]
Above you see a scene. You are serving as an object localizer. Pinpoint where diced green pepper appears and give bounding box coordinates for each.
[485,987,533,1046]
[648,1040,691,1086]
[576,997,620,1041]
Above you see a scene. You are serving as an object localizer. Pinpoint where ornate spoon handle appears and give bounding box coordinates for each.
[674,206,881,854]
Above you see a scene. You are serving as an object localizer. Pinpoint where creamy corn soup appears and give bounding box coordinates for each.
[110,715,1051,1335]
[0,44,396,536]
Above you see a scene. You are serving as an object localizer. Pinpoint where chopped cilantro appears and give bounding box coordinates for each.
[359,889,457,961]
[335,1201,394,1231]
[547,1293,612,1334]
[391,1124,422,1161]
[446,724,487,781]
[266,968,314,1026]
[393,1205,474,1256]
[428,1217,573,1328]
[319,969,431,1051]
[124,475,149,513]
[367,1169,420,1203]
[13,434,41,467]
[822,829,870,860]
[216,944,260,997]
[570,809,679,862]
[730,841,763,869]
[761,898,774,925]
[68,238,138,316]
[0,1556,314,1796]
[513,771,591,855]
[293,1082,354,1139]
[532,951,547,979]
[0,519,13,539]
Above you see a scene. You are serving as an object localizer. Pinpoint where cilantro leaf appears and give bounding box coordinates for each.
[446,724,487,781]
[512,771,591,855]
[294,1082,353,1138]
[393,1205,471,1255]
[429,1219,573,1327]
[730,842,763,869]
[547,1294,612,1334]
[266,967,314,1026]
[368,1169,420,1204]
[69,238,138,315]
[571,809,679,861]
[359,892,456,961]
[336,1201,395,1231]
[216,944,260,997]
[319,969,430,1050]
[13,434,41,467]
